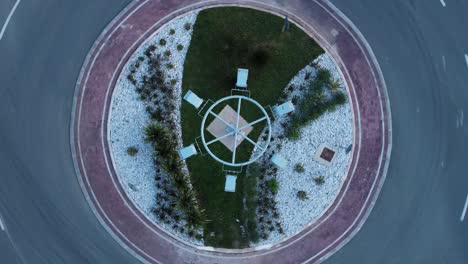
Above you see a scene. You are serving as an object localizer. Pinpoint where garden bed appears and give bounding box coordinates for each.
[181,7,324,248]
[107,6,353,250]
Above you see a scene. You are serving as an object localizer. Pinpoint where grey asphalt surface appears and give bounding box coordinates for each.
[0,0,466,263]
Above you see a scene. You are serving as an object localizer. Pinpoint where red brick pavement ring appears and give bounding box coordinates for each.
[70,0,392,263]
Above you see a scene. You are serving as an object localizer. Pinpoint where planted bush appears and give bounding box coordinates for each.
[144,123,206,228]
[177,44,184,51]
[169,28,175,35]
[184,23,192,30]
[314,176,325,185]
[127,146,138,156]
[294,163,305,173]
[159,38,167,46]
[285,67,347,139]
[297,190,308,200]
[266,178,279,194]
[145,45,156,57]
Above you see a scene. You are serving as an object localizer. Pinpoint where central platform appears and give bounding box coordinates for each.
[206,105,253,152]
[200,95,272,167]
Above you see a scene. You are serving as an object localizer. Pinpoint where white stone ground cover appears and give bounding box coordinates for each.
[108,9,352,246]
[254,54,353,245]
[108,11,202,245]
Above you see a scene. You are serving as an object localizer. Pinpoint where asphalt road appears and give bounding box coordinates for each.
[0,0,466,263]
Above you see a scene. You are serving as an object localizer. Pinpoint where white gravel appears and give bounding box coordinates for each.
[254,54,353,245]
[108,11,202,245]
[108,9,353,247]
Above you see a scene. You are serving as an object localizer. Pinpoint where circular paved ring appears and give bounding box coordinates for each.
[200,95,272,167]
[70,0,392,263]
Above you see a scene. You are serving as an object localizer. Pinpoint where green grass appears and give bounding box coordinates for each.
[181,7,323,248]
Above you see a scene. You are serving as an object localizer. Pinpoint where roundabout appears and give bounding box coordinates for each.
[72,0,390,262]
[3,0,468,263]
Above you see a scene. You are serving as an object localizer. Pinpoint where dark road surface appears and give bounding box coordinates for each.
[327,1,468,263]
[0,0,466,263]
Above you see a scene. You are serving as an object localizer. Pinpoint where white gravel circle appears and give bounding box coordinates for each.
[107,9,353,247]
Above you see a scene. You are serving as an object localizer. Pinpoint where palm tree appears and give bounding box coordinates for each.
[144,123,169,144]
[328,79,341,92]
[176,189,195,211]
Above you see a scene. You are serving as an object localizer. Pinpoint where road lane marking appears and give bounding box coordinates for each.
[461,193,468,222]
[460,109,464,127]
[0,214,5,231]
[465,54,468,69]
[440,0,446,7]
[0,0,20,40]
[442,55,446,71]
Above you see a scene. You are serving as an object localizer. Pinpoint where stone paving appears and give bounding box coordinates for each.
[71,0,392,263]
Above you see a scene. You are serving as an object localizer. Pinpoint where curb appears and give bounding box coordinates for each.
[70,0,392,263]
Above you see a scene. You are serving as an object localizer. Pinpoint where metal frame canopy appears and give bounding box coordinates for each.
[200,95,272,167]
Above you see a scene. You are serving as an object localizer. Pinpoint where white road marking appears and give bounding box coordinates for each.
[459,109,464,127]
[442,55,446,71]
[461,193,468,222]
[0,214,5,231]
[0,0,20,40]
[465,54,468,68]
[440,0,446,7]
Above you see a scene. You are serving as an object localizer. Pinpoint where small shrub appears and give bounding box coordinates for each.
[314,176,325,185]
[332,91,347,105]
[145,45,156,57]
[297,190,308,200]
[266,179,279,194]
[169,29,175,35]
[188,230,194,237]
[170,79,177,85]
[164,50,171,57]
[150,109,163,121]
[291,95,300,105]
[159,38,167,46]
[177,44,184,51]
[184,23,191,30]
[166,63,174,69]
[127,74,136,85]
[304,71,312,80]
[195,234,203,240]
[316,68,331,84]
[138,56,145,61]
[329,79,341,91]
[294,163,305,173]
[286,125,301,140]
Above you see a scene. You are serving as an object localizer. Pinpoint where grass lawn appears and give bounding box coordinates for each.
[181,7,323,248]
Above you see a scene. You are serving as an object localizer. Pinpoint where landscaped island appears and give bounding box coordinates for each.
[108,7,353,249]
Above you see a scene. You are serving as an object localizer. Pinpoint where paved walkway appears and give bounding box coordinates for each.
[71,0,391,263]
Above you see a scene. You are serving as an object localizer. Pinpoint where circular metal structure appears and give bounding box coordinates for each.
[200,95,272,167]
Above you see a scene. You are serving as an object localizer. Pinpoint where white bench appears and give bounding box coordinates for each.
[183,90,204,109]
